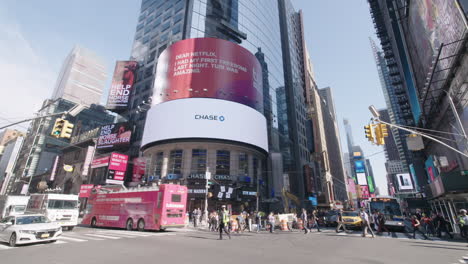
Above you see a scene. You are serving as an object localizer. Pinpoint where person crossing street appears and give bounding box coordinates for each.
[218,206,231,240]
[360,207,375,238]
[336,209,348,233]
[301,209,310,234]
[411,215,429,240]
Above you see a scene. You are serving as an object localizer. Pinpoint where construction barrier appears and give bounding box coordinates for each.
[280,219,288,231]
[297,218,304,230]
[230,220,238,232]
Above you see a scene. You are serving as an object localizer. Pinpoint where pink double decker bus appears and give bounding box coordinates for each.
[82,184,187,231]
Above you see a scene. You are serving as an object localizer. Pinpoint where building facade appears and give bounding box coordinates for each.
[11,99,114,194]
[319,87,347,204]
[368,0,468,228]
[51,46,107,106]
[121,0,325,211]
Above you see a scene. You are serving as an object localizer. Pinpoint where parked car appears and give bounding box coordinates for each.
[0,214,62,247]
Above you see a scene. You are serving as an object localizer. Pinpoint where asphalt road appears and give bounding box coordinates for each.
[1,227,467,264]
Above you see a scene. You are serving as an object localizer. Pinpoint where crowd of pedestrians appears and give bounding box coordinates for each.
[189,206,468,242]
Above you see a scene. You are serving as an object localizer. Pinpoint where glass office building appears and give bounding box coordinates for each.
[126,0,313,208]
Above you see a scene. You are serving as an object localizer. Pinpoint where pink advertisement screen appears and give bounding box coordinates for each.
[109,153,128,172]
[153,38,263,112]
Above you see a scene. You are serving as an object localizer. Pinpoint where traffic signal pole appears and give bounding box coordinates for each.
[0,111,68,130]
[372,118,468,159]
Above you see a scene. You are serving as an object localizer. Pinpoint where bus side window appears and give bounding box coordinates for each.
[157,192,162,208]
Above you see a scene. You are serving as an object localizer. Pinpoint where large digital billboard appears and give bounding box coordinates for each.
[141,98,268,152]
[356,173,368,186]
[396,173,414,190]
[406,0,466,113]
[153,38,263,112]
[106,61,138,112]
[354,160,365,173]
[96,123,132,150]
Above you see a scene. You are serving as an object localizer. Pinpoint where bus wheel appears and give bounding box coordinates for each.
[126,219,133,231]
[137,219,145,232]
[91,218,97,228]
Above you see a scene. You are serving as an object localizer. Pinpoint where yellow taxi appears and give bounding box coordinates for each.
[341,211,362,229]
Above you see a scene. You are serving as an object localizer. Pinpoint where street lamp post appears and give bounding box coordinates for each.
[204,167,211,226]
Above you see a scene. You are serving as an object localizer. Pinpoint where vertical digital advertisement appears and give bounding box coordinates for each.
[106,61,138,112]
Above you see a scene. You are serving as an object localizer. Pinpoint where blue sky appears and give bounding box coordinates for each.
[0,0,388,194]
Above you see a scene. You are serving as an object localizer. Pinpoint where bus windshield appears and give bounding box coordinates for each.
[48,200,78,209]
[370,201,402,216]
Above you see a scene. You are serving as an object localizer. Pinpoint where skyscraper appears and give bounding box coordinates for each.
[51,46,107,106]
[319,87,347,203]
[369,1,468,221]
[125,0,321,210]
[370,39,412,170]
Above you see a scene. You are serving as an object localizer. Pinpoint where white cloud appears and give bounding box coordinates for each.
[0,12,56,129]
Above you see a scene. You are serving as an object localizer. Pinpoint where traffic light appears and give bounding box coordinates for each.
[51,118,65,138]
[376,123,388,145]
[60,120,74,139]
[364,124,374,143]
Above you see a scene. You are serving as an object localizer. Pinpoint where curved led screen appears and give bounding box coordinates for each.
[153,38,263,112]
[141,98,268,152]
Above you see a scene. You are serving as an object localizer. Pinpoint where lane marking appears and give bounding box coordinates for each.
[85,234,121,239]
[65,233,104,240]
[59,236,88,242]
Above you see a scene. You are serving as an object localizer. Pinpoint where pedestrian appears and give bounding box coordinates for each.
[411,215,429,240]
[372,211,379,231]
[421,214,432,236]
[256,211,262,233]
[359,207,375,238]
[301,209,309,234]
[458,209,468,240]
[434,213,454,239]
[192,208,199,228]
[237,213,245,233]
[312,210,322,232]
[336,209,348,233]
[218,206,231,240]
[268,212,275,233]
[211,211,219,232]
[377,212,390,235]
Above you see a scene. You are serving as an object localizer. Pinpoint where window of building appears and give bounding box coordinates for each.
[173,12,184,23]
[174,1,184,12]
[168,149,183,175]
[216,150,230,175]
[172,23,182,35]
[153,152,164,177]
[164,11,173,21]
[238,152,248,175]
[191,149,207,173]
[161,22,171,32]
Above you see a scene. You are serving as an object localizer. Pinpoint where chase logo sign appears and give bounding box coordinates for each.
[194,114,225,122]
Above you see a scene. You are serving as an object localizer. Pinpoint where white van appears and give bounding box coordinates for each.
[0,195,30,219]
[26,194,79,230]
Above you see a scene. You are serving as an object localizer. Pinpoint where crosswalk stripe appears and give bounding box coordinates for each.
[60,236,88,242]
[54,240,67,244]
[65,234,104,240]
[99,231,148,237]
[0,244,12,250]
[85,234,121,239]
